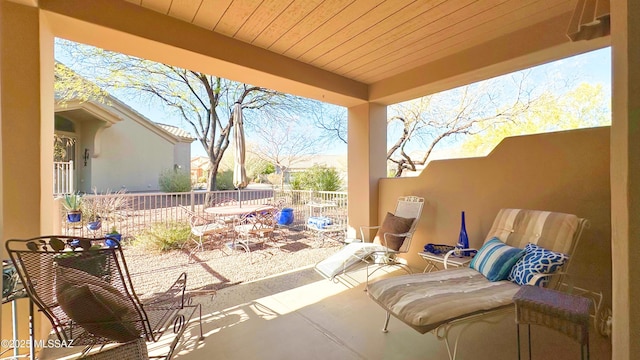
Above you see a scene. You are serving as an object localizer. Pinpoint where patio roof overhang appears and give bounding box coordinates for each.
[39,0,609,107]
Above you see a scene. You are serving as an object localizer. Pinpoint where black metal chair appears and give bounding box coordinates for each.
[6,235,207,359]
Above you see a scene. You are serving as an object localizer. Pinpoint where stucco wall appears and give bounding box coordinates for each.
[174,142,191,175]
[89,119,175,192]
[378,127,612,306]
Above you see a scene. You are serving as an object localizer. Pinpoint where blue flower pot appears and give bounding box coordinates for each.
[105,239,119,248]
[106,233,122,242]
[87,221,102,231]
[66,211,82,223]
[277,208,294,226]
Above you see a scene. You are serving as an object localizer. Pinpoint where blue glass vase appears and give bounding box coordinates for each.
[456,211,470,256]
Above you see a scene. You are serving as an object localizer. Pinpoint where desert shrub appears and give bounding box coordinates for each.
[133,221,191,252]
[159,169,191,192]
[266,173,282,186]
[290,176,303,190]
[294,165,343,191]
[215,170,234,190]
[81,188,131,222]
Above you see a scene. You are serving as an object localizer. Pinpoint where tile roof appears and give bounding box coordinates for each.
[155,123,195,141]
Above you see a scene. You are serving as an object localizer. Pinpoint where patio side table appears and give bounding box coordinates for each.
[513,285,591,360]
[417,251,473,272]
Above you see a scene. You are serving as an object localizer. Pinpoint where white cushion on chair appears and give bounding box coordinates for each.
[315,242,387,279]
[192,223,225,236]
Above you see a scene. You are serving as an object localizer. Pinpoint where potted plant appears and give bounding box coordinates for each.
[105,226,121,247]
[62,194,83,223]
[82,196,102,232]
[54,244,107,277]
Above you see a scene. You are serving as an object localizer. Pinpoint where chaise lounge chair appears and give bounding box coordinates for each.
[366,208,588,360]
[314,196,424,285]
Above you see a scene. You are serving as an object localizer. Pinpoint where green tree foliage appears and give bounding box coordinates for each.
[245,157,274,182]
[158,169,191,192]
[461,83,610,155]
[215,170,234,190]
[263,163,276,175]
[293,165,342,191]
[54,62,109,104]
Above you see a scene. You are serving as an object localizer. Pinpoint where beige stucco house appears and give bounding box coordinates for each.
[55,95,194,193]
[284,154,348,186]
[190,155,210,184]
[1,0,638,358]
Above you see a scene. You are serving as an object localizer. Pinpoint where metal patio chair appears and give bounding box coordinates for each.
[314,196,424,286]
[231,206,279,260]
[6,235,208,359]
[179,205,228,257]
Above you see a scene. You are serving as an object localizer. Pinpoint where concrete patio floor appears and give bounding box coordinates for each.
[156,266,612,360]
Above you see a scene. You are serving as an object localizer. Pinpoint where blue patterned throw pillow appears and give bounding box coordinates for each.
[470,237,525,281]
[508,243,568,286]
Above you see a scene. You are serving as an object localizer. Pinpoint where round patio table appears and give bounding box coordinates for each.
[204,204,274,216]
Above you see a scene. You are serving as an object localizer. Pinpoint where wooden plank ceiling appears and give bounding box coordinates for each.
[124,0,575,85]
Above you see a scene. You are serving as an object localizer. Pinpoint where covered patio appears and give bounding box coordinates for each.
[40,265,612,360]
[1,0,637,359]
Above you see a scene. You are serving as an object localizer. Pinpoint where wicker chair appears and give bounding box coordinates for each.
[6,236,207,360]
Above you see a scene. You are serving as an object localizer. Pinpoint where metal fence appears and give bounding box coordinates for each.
[60,188,347,239]
[53,161,74,195]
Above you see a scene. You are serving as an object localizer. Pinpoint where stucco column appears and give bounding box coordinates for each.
[611,0,640,358]
[0,2,4,338]
[1,0,55,239]
[1,0,55,345]
[347,102,386,239]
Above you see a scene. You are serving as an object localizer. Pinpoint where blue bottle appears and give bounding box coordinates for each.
[456,211,470,256]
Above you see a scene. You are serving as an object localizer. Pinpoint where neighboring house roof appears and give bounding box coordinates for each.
[156,123,195,142]
[287,154,347,172]
[55,62,195,145]
[191,156,211,171]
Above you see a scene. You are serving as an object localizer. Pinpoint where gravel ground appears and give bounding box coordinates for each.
[122,228,342,297]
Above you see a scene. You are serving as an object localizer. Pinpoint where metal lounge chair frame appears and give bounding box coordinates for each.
[367,208,589,360]
[314,196,424,286]
[6,235,207,359]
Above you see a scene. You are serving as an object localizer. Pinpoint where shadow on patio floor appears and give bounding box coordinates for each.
[160,266,612,360]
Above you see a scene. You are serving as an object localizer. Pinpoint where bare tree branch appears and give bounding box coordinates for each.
[387,72,543,176]
[55,39,298,191]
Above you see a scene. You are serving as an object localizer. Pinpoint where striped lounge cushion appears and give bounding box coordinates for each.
[470,237,525,281]
[484,209,580,254]
[367,268,521,334]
